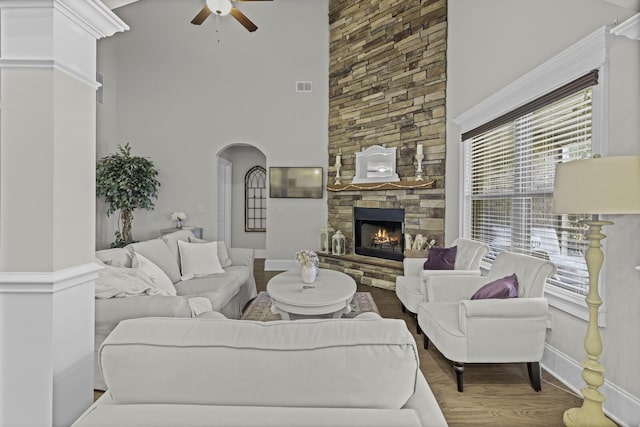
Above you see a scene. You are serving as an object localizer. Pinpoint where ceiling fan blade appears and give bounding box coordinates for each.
[230,7,258,32]
[191,5,212,25]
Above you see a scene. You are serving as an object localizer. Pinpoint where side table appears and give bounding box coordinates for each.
[161,226,203,239]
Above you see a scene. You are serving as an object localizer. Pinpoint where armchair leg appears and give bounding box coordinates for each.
[423,334,429,350]
[454,362,464,392]
[527,362,542,392]
[416,321,421,335]
[401,303,406,313]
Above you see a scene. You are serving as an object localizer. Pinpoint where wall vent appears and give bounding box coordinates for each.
[296,81,312,92]
[96,72,104,105]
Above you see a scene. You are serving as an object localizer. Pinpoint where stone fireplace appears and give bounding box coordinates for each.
[354,207,404,262]
[323,0,447,290]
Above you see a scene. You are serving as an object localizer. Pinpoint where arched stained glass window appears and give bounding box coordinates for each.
[245,166,266,232]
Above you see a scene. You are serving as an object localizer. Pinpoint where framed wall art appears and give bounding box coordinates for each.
[269,167,323,199]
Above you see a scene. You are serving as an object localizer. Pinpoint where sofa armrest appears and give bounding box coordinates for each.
[228,248,255,268]
[403,257,427,277]
[95,296,192,327]
[403,372,448,427]
[425,275,487,302]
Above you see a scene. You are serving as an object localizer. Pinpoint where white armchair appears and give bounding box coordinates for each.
[417,251,556,392]
[395,238,489,319]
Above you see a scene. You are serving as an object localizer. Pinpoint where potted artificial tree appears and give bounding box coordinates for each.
[96,143,161,248]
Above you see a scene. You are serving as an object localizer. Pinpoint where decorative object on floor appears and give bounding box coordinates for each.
[241,291,380,321]
[171,211,187,229]
[96,143,161,248]
[404,233,413,250]
[319,224,335,254]
[415,143,424,181]
[295,249,319,284]
[334,151,342,185]
[332,230,346,255]
[553,155,640,427]
[190,0,272,33]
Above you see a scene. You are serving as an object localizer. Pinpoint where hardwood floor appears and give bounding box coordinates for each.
[256,260,584,427]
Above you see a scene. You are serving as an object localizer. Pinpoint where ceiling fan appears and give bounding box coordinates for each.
[191,0,272,33]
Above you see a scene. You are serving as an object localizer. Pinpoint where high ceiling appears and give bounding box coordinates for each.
[101,0,640,11]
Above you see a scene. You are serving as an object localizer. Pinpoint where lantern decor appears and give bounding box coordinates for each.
[319,225,335,254]
[332,230,346,256]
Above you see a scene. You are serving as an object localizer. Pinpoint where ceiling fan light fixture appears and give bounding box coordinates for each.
[206,0,232,16]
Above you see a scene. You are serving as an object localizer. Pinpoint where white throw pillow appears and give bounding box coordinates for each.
[133,253,177,296]
[188,237,232,267]
[178,240,225,279]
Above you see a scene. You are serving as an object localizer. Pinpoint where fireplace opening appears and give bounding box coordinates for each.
[354,207,404,261]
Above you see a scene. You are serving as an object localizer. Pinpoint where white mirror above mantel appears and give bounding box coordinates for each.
[352,145,400,184]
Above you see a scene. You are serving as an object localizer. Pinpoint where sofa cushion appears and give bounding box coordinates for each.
[189,237,233,268]
[100,317,419,410]
[132,253,176,296]
[173,265,248,311]
[178,240,225,278]
[72,404,421,427]
[423,246,457,270]
[128,239,182,284]
[161,229,199,267]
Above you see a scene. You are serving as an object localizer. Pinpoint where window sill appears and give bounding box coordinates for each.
[545,285,606,327]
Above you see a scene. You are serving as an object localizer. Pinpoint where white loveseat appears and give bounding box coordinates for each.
[73,315,448,427]
[93,230,257,390]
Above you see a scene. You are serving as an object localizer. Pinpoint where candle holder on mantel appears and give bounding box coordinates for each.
[335,153,342,185]
[415,143,425,181]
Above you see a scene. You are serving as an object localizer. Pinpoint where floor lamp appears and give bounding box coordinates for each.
[553,155,640,427]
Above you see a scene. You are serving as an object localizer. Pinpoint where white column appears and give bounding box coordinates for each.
[0,1,127,426]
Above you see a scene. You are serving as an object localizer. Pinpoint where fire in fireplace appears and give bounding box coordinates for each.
[354,207,405,261]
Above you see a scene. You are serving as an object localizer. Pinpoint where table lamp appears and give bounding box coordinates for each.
[553,155,640,427]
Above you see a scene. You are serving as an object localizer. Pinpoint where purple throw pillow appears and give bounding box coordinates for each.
[471,274,519,300]
[423,246,457,270]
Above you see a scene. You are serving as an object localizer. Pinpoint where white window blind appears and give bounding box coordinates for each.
[463,86,594,295]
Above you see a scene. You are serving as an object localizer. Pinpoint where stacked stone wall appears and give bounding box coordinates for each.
[328,0,448,270]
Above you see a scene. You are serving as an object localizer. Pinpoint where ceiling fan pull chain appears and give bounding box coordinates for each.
[215,14,221,44]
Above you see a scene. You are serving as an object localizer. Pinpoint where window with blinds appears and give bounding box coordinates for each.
[463,72,598,295]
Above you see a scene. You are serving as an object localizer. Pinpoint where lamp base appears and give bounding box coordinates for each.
[564,405,616,427]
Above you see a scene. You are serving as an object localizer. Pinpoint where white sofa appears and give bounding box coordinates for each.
[73,315,448,427]
[93,230,257,390]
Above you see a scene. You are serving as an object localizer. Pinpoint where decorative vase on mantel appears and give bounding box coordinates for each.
[175,218,183,229]
[301,264,319,284]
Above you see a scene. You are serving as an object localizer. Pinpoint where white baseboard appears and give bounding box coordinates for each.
[542,344,640,427]
[264,259,297,271]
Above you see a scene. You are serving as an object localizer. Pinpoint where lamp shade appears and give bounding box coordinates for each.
[553,155,640,214]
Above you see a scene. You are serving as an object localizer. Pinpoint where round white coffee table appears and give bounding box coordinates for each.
[267,269,357,320]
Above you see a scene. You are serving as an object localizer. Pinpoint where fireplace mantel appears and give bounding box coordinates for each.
[327,180,434,192]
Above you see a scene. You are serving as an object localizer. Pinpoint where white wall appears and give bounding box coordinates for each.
[96,0,329,261]
[219,145,267,251]
[446,0,640,421]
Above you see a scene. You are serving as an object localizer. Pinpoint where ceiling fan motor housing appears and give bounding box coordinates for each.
[207,0,232,16]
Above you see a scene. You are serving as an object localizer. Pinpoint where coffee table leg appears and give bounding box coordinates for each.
[270,304,290,320]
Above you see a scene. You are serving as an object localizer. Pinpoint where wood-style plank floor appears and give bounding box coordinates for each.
[256,260,585,427]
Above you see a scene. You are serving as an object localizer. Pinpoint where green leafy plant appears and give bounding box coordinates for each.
[96,143,161,247]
